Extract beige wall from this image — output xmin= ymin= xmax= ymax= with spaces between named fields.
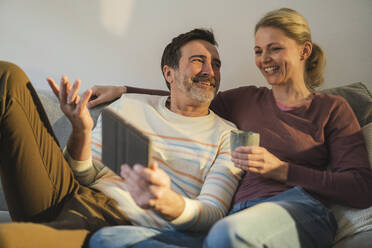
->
xmin=0 ymin=0 xmax=371 ymax=91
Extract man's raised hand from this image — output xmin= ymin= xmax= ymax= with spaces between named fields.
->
xmin=47 ymin=76 xmax=94 ymax=132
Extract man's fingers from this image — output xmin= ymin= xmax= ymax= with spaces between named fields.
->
xmin=46 ymin=77 xmax=60 ymax=98
xmin=77 ymin=89 xmax=92 ymax=112
xmin=68 ymin=79 xmax=81 ymax=104
xmin=122 ymin=165 xmax=148 ymax=189
xmin=120 ymin=164 xmax=130 ymax=179
xmin=59 ymin=76 xmax=69 ymax=105
xmin=142 ymin=165 xmax=169 ymax=187
xmin=73 ymin=95 xmax=81 ymax=105
xmin=149 ymin=162 xmax=158 ymax=170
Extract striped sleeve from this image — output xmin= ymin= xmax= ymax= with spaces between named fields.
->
xmin=170 ymin=130 xmax=243 ymax=231
xmin=91 ymin=114 xmax=103 ymax=162
xmin=62 ymin=114 xmax=107 ymax=185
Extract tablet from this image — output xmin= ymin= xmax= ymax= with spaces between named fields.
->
xmin=101 ymin=108 xmax=151 ymax=174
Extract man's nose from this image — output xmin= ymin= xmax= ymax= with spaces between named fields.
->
xmin=201 ymin=62 xmax=215 ymax=77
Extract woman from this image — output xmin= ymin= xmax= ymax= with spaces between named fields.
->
xmin=89 ymin=8 xmax=372 ymax=248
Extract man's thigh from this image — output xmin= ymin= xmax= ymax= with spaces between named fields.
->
xmin=0 ymin=61 xmax=78 ymax=221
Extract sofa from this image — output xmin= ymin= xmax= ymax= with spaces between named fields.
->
xmin=0 ymin=82 xmax=371 ymax=247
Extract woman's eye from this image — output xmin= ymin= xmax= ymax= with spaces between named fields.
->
xmin=272 ymin=47 xmax=282 ymax=51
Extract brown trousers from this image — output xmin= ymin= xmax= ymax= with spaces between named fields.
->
xmin=0 ymin=61 xmax=129 ymax=248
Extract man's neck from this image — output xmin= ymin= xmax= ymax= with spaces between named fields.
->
xmin=166 ymin=97 xmax=210 ymax=117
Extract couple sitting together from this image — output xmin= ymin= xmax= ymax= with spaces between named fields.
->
xmin=0 ymin=8 xmax=371 ymax=248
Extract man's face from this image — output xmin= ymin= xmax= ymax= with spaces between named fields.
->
xmin=171 ymin=40 xmax=221 ymax=103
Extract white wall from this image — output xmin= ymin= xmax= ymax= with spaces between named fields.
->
xmin=0 ymin=0 xmax=371 ymax=92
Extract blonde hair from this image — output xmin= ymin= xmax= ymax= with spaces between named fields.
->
xmin=255 ymin=8 xmax=326 ymax=90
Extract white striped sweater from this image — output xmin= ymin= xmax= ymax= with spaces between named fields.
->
xmin=65 ymin=94 xmax=242 ymax=231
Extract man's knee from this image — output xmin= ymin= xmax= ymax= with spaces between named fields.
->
xmin=0 ymin=223 xmax=25 ymax=247
xmin=204 ymin=216 xmax=243 ymax=248
xmin=0 ymin=61 xmax=34 ymax=121
xmin=89 ymin=227 xmax=112 ymax=248
xmin=0 ymin=61 xmax=30 ymax=93
xmin=0 ymin=222 xmax=89 ymax=248
xmin=204 ymin=202 xmax=300 ymax=248
xmin=0 ymin=61 xmax=27 ymax=80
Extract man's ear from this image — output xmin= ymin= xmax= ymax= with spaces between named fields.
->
xmin=301 ymin=41 xmax=313 ymax=61
xmin=163 ymin=65 xmax=175 ymax=85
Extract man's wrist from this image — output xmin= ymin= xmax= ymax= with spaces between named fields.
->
xmin=71 ymin=127 xmax=92 ymax=137
xmin=155 ymin=189 xmax=185 ymax=221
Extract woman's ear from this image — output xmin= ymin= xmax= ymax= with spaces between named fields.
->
xmin=301 ymin=41 xmax=313 ymax=61
xmin=163 ymin=65 xmax=174 ymax=85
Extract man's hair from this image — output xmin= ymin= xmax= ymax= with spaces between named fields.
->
xmin=161 ymin=28 xmax=218 ymax=90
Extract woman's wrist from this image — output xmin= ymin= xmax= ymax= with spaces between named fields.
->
xmin=279 ymin=162 xmax=289 ymax=182
xmin=120 ymin=86 xmax=127 ymax=95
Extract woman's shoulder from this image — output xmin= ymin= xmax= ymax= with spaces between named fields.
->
xmin=312 ymin=92 xmax=356 ymax=121
xmin=218 ymin=85 xmax=270 ymax=98
xmin=313 ymin=92 xmax=350 ymax=109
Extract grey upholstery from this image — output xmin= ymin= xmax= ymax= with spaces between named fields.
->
xmin=320 ymin=82 xmax=372 ymax=127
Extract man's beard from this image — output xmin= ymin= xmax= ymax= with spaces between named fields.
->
xmin=176 ymin=74 xmax=218 ymax=103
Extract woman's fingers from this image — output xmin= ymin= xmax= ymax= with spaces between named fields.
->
xmin=233 ymin=157 xmax=261 ymax=168
xmin=232 ymin=146 xmax=263 ymax=159
xmin=232 ymin=146 xmax=265 ymax=171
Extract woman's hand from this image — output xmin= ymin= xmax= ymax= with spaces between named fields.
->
xmin=232 ymin=146 xmax=289 ymax=182
xmin=47 ymin=76 xmax=93 ymax=133
xmin=87 ymin=85 xmax=127 ymax=108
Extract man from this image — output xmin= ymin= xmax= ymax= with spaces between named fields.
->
xmin=0 ymin=28 xmax=241 ymax=247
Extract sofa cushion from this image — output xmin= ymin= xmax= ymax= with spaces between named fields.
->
xmin=320 ymin=82 xmax=372 ymax=127
xmin=37 ymin=89 xmax=108 ymax=149
xmin=332 ymin=122 xmax=372 ymax=243
xmin=333 ymin=230 xmax=372 ymax=248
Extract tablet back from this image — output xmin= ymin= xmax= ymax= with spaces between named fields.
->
xmin=101 ymin=108 xmax=150 ymax=174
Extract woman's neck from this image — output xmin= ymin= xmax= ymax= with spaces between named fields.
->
xmin=272 ymin=80 xmax=312 ymax=108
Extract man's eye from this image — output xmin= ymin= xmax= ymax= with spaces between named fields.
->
xmin=192 ymin=59 xmax=204 ymax=63
xmin=254 ymin=50 xmax=262 ymax=55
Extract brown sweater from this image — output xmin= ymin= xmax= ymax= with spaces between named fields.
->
xmin=127 ymin=85 xmax=372 ymax=208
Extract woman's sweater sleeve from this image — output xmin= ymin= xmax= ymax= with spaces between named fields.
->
xmin=126 ymin=86 xmax=169 ymax=96
xmin=287 ymin=98 xmax=372 ymax=208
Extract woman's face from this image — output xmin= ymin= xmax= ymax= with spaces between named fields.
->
xmin=254 ymin=26 xmax=305 ymax=86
